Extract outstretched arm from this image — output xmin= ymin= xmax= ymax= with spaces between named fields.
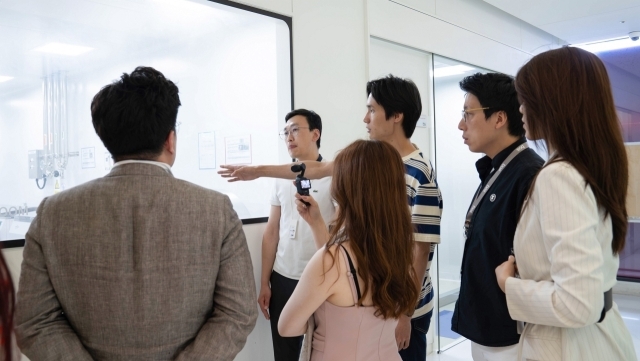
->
xmin=218 ymin=161 xmax=333 ymax=182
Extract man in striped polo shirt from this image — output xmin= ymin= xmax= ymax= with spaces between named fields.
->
xmin=219 ymin=75 xmax=443 ymax=360
xmin=364 ymin=76 xmax=442 ymax=361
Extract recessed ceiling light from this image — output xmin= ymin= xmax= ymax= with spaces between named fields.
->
xmin=33 ymin=42 xmax=94 ymax=56
xmin=0 ymin=76 xmax=13 ymax=83
xmin=434 ymin=65 xmax=475 ymax=78
xmin=572 ymin=37 xmax=640 ymax=53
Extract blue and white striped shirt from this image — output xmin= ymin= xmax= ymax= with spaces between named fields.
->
xmin=403 ymin=149 xmax=442 ymax=319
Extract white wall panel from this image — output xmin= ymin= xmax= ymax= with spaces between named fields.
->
xmin=230 ymin=0 xmax=292 ymax=16
xmin=368 ymin=0 xmax=563 ymax=76
xmin=434 ymin=0 xmax=523 ymax=50
xmin=391 ymin=0 xmax=436 ymax=15
xmin=292 ymin=0 xmax=369 ymax=159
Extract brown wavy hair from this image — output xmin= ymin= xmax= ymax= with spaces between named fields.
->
xmin=0 ymin=248 xmax=14 ymax=360
xmin=515 ymin=47 xmax=628 ymax=254
xmin=325 ymin=140 xmax=417 ymax=319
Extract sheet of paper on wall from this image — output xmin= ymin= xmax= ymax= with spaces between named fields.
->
xmin=225 ymin=135 xmax=252 ymax=165
xmin=416 ymin=116 xmax=428 ymax=128
xmin=81 ymin=147 xmax=96 ymax=169
xmin=626 ymin=144 xmax=640 ymax=219
xmin=104 ymin=151 xmax=114 ymax=171
xmin=198 ymin=132 xmax=216 ymax=169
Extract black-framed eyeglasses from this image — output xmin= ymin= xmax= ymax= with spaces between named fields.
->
xmin=279 ymin=126 xmax=310 ymax=139
xmin=461 ymin=107 xmax=490 ymax=122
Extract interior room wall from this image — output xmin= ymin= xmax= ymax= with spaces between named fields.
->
xmin=1 ymin=0 xmax=580 ymax=359
xmin=368 ymin=0 xmax=563 ymax=77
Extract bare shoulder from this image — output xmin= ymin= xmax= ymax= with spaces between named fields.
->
xmin=306 ymin=244 xmax=343 ymax=284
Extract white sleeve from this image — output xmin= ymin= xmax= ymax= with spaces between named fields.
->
xmin=270 ymin=179 xmax=281 ymax=206
xmin=506 ymin=163 xmax=605 ymax=328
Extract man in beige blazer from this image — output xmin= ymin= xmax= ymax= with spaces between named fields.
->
xmin=15 ymin=66 xmax=257 ymax=360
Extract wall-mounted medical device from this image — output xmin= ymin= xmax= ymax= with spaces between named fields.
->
xmin=29 ymin=72 xmax=75 ymax=190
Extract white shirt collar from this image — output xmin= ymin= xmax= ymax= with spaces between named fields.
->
xmin=113 ymin=159 xmax=172 ymax=174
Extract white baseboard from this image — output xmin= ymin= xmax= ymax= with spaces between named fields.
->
xmin=613 ymin=280 xmax=640 ymax=296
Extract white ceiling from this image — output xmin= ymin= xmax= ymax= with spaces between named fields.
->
xmin=483 ymin=0 xmax=640 ymax=44
xmin=0 ymin=0 xmax=256 ymax=96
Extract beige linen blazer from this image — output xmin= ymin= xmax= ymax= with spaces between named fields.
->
xmin=15 ymin=163 xmax=257 ymax=360
xmin=505 ymin=162 xmax=636 ymax=361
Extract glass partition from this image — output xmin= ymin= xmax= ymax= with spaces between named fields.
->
xmin=0 ymin=0 xmax=292 ymax=244
xmin=432 ymin=55 xmax=493 ymax=350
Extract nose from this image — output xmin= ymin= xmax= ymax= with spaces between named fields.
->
xmin=363 ymin=111 xmax=370 ymax=124
xmin=458 ymin=118 xmax=465 ymax=131
xmin=287 ymin=131 xmax=295 ymax=141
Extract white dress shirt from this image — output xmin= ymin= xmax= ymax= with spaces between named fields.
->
xmin=505 ymin=161 xmax=636 ymax=361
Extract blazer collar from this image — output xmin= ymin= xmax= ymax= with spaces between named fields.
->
xmin=106 ymin=162 xmax=174 ymax=178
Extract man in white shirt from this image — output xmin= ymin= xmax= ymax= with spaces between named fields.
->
xmin=259 ymin=109 xmax=336 ymax=361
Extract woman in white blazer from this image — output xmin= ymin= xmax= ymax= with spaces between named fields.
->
xmin=495 ymin=47 xmax=637 ymax=361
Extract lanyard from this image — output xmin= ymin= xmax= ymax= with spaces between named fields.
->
xmin=464 ymin=143 xmax=528 ymax=238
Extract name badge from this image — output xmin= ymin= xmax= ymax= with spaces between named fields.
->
xmin=289 ymin=220 xmax=298 ymax=239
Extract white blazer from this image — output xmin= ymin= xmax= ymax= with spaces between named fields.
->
xmin=505 ymin=161 xmax=636 ymax=361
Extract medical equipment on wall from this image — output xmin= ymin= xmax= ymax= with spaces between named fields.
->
xmin=28 ymin=72 xmax=76 ymax=190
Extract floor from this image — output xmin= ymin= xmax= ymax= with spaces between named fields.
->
xmin=427 ymin=293 xmax=640 ymax=361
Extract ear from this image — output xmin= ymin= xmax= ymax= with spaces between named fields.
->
xmin=164 ymin=130 xmax=176 ymax=155
xmin=391 ymin=112 xmax=404 ymax=125
xmin=311 ymin=129 xmax=320 ymax=143
xmin=493 ymin=111 xmax=509 ymax=131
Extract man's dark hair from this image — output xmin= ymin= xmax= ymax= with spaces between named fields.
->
xmin=285 ymin=109 xmax=322 ymax=149
xmin=91 ymin=66 xmax=181 ymax=161
xmin=366 ymin=75 xmax=422 ymax=138
xmin=459 ymin=72 xmax=524 ymax=137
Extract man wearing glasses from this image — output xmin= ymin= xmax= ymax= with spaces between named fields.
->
xmin=260 ymin=109 xmax=336 ymax=361
xmin=452 ymin=72 xmax=543 ymax=360
xmin=219 ymin=76 xmax=443 ymax=361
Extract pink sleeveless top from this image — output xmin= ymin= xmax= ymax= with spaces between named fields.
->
xmin=310 ymin=246 xmax=401 ymax=361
